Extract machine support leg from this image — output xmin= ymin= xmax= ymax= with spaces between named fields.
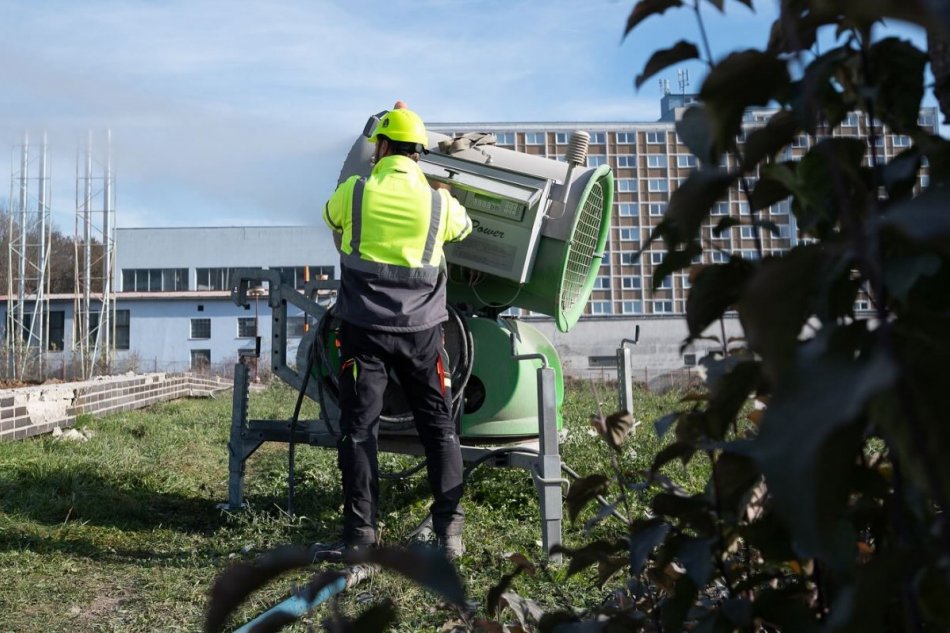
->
xmin=228 ymin=360 xmax=251 ymax=509
xmin=535 ymin=366 xmax=563 ymax=562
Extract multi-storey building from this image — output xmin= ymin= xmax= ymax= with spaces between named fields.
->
xmin=431 ymin=95 xmax=938 ymax=320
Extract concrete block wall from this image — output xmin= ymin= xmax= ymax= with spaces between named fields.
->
xmin=0 ymin=373 xmax=230 ymax=442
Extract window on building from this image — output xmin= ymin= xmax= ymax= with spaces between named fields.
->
xmin=771 ymin=199 xmax=790 ymax=215
xmin=650 ymin=252 xmax=664 ymax=265
xmin=646 ymin=131 xmax=665 ymax=144
xmin=617 ymin=155 xmax=637 ymax=168
xmin=589 ymin=132 xmax=606 ymax=144
xmin=919 ymin=112 xmax=935 ymax=127
xmin=495 ymin=132 xmax=515 ymax=145
xmin=647 ymin=179 xmax=668 ymax=192
xmin=587 ymin=154 xmax=607 ymax=167
xmin=524 ymin=132 xmax=545 ymax=145
xmin=617 ymin=178 xmax=638 ymax=192
xmin=920 ymin=174 xmax=930 ymax=188
xmin=115 ymin=310 xmax=130 ymax=350
xmin=739 ymin=226 xmax=756 ymax=239
xmin=677 ymin=155 xmax=697 ymax=168
xmin=196 ymin=268 xmax=234 ymax=291
xmin=590 ymin=301 xmax=612 ymax=315
xmin=588 ymin=355 xmax=617 ymax=368
xmin=122 ymin=268 xmax=189 ymax=292
xmin=619 ymin=228 xmax=638 ymax=241
xmin=49 ymin=310 xmax=65 ymax=351
xmin=191 ymin=349 xmax=211 ymax=371
xmin=620 ymin=252 xmax=639 ymax=266
xmin=616 ymin=132 xmax=636 ymax=144
xmin=855 ymin=299 xmax=871 ymax=312
xmin=594 ymin=276 xmax=611 ymax=290
xmin=618 ymin=203 xmax=639 ymax=217
xmin=648 ymin=202 xmax=666 ymax=216
xmin=893 ymin=135 xmax=911 ymax=147
xmin=737 ymin=201 xmax=750 ymax=215
xmin=777 ymin=223 xmax=792 ymax=239
xmin=683 ymin=353 xmax=697 ymax=367
xmin=191 ymin=318 xmax=211 ymax=339
xmin=621 ymin=277 xmax=641 ymax=290
xmin=711 ymin=251 xmax=729 ymax=263
xmin=711 ymin=201 xmax=730 ymax=216
xmin=647 ymin=155 xmax=668 ymax=168
xmin=652 ymin=300 xmax=674 ymax=314
xmin=621 ymin=301 xmax=643 ymax=314
xmin=842 ymin=112 xmax=860 ymax=127
xmin=655 ymin=276 xmax=672 ymax=289
xmin=237 ymin=317 xmax=257 ymax=338
xmin=792 ymin=134 xmax=809 ymax=148
xmin=554 ymin=132 xmax=568 ymax=144
xmin=87 ymin=309 xmax=130 ymax=350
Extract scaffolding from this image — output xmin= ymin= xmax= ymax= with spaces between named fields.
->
xmin=4 ymin=132 xmax=52 ymax=381
xmin=73 ymin=130 xmax=116 ymax=379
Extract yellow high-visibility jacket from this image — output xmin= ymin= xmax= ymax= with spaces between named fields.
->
xmin=324 ymin=154 xmax=472 ymax=332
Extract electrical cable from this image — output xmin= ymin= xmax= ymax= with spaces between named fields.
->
xmin=287 ymin=330 xmax=319 ymax=518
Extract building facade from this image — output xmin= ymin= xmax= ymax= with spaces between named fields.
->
xmin=3 ymin=98 xmax=936 ymax=380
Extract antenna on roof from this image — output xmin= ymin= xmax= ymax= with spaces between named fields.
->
xmin=658 ymin=79 xmax=671 ymax=95
xmin=677 ymin=69 xmax=690 ymax=96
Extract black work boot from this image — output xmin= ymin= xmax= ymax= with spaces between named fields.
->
xmin=437 ymin=534 xmax=465 ymax=560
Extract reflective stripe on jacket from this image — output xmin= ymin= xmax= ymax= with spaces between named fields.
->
xmin=324 ymin=154 xmax=472 ymax=332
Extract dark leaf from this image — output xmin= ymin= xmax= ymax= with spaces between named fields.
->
xmin=565 ymin=474 xmax=610 ymax=522
xmin=883 ymin=253 xmax=942 ymax=305
xmin=753 ymin=586 xmax=819 ymax=631
xmin=652 ymin=493 xmax=715 ymax=535
xmin=676 ymin=105 xmax=719 ymax=165
xmin=344 ymin=545 xmax=466 ymax=607
xmin=676 ymin=537 xmax=715 ymax=586
xmin=653 ymin=243 xmax=703 ymax=290
xmin=751 ymin=219 xmax=780 ymax=236
xmin=338 ymin=600 xmax=397 ymax=633
xmin=767 ymin=12 xmax=835 ymax=54
xmin=597 ymin=556 xmax=629 ymax=588
xmin=654 ymin=412 xmax=681 ymax=439
xmin=604 ymin=410 xmax=636 ymax=451
xmin=538 ymin=611 xmax=581 ymax=633
xmin=880 ymin=186 xmax=950 ymax=257
xmin=661 ymin=578 xmax=698 ymax=632
xmin=867 ymin=38 xmax=927 ymax=133
xmin=628 ymin=518 xmax=672 ymax=575
xmin=794 ymin=138 xmax=867 ymax=239
xmin=500 ymin=592 xmax=544 ymax=631
xmin=663 ymin=168 xmax=734 ymax=247
xmin=741 ymin=110 xmax=800 ymax=171
xmin=916 ymin=565 xmax=950 ymax=625
xmin=751 ymin=163 xmax=795 ymax=211
xmin=205 ymin=546 xmax=316 ymax=633
xmin=712 ymin=450 xmax=760 ymax=517
xmin=752 ymin=335 xmax=898 ymax=561
xmin=705 ymin=360 xmax=761 ymax=440
xmin=796 ymin=46 xmax=853 ymax=133
xmin=817 ymin=0 xmax=941 ymax=41
xmin=740 ymin=513 xmax=797 ymax=563
xmin=487 ymin=570 xmax=521 ymax=617
xmin=700 ymin=50 xmax=790 ymax=156
xmin=737 ymin=244 xmax=825 ymax=381
xmin=651 ymin=441 xmax=696 ymax=472
xmin=636 ymin=41 xmax=700 ymax=89
xmin=584 ymin=499 xmax=621 ymax=534
xmin=881 ymin=148 xmax=922 ymax=200
xmin=551 ymin=539 xmax=626 ymax=579
xmin=624 ymin=0 xmax=684 ymax=37
xmin=822 ymin=557 xmax=894 ymax=633
xmin=713 ymin=216 xmax=740 ymax=237
xmin=722 ymin=599 xmax=754 ymax=627
xmin=686 ymin=259 xmax=756 ymax=344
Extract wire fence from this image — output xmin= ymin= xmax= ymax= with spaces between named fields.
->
xmin=0 ymin=347 xmax=265 ymax=385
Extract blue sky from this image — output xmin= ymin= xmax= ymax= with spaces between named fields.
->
xmin=0 ymin=0 xmax=931 ymax=230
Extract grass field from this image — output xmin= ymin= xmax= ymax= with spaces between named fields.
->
xmin=0 ymin=379 xmax=700 ymax=632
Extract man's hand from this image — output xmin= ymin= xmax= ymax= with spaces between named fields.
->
xmin=429 ymin=179 xmax=452 ymax=192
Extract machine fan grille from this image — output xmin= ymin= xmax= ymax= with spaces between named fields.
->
xmin=560 ymin=180 xmax=605 ymax=313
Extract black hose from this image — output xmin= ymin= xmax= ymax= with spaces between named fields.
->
xmin=288 ymin=332 xmax=319 ymax=518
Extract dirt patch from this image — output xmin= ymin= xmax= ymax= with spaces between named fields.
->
xmin=0 ymin=379 xmax=37 ymax=389
xmin=78 ymin=591 xmax=128 ymax=622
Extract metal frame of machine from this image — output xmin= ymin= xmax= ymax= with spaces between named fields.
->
xmin=225 ymin=269 xmax=565 ymax=555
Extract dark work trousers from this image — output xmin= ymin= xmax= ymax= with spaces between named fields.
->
xmin=336 ymin=320 xmax=464 ymax=547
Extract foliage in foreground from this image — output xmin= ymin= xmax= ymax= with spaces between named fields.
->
xmin=207 ymin=1 xmax=950 ymax=631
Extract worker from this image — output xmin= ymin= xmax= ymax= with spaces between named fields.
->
xmin=323 ymin=101 xmax=473 ymax=559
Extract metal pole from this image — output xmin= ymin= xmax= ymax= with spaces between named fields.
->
xmin=37 ymin=133 xmax=48 ymax=373
xmin=83 ymin=131 xmax=93 ymax=377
